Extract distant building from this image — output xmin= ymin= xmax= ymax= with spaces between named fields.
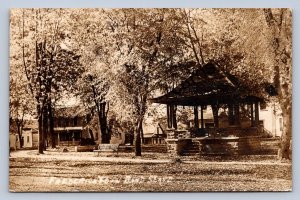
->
xmin=22 ymin=128 xmax=39 ymax=148
xmin=143 ymin=125 xmax=166 ymax=145
xmin=9 ymin=119 xmax=39 ymax=150
xmin=53 ymin=106 xmax=98 ymax=146
xmin=259 ymin=103 xmax=283 ymax=137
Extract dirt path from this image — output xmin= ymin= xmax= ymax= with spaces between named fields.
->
xmin=10 ymin=150 xmax=291 ymax=166
xmin=9 ymin=150 xmax=292 ymax=192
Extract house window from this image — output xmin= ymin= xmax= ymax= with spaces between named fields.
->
xmin=74 ymin=117 xmax=78 ymax=126
xmin=64 ymin=118 xmax=68 ymax=127
xmin=27 ymin=136 xmax=30 ymax=143
xmin=58 ymin=117 xmax=62 ymax=127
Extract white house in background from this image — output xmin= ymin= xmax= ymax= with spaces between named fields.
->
xmin=10 ymin=129 xmax=39 ymax=150
xmin=22 ymin=128 xmax=39 ymax=148
xmin=259 ymin=103 xmax=283 ymax=137
xmin=9 ymin=119 xmax=39 ymax=150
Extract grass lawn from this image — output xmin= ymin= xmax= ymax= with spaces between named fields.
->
xmin=9 ymin=150 xmax=292 ymax=192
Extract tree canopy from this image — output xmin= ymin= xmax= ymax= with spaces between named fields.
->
xmin=10 ymin=8 xmax=292 ymax=159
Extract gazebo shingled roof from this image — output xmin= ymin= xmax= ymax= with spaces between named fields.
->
xmin=151 ymin=63 xmax=262 ymax=106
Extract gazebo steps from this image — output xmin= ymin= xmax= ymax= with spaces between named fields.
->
xmin=142 ymin=144 xmax=168 ymax=153
xmin=259 ymin=138 xmax=280 ymax=155
xmin=181 ymin=141 xmax=200 ymax=156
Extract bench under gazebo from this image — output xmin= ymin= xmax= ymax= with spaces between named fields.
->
xmin=150 ymin=63 xmax=264 ymax=156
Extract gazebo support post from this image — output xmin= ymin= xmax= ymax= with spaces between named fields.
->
xmin=167 ymin=104 xmax=177 ymax=129
xmin=194 ymin=106 xmax=199 ymax=129
xmin=200 ymin=105 xmax=204 ymax=128
xmin=228 ymin=104 xmax=234 ymax=125
xmin=250 ymin=103 xmax=254 ymax=127
xmin=235 ymin=103 xmax=240 ymax=125
xmin=170 ymin=105 xmax=173 ymax=128
xmin=172 ymin=105 xmax=177 ymax=129
xmin=254 ymin=102 xmax=259 ymax=127
xmin=211 ymin=104 xmax=219 ymax=128
xmin=167 ymin=104 xmax=171 ymax=128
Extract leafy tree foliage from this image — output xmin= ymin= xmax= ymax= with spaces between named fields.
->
xmin=10 ymin=9 xmax=292 ymax=159
xmin=10 ymin=9 xmax=83 ymax=153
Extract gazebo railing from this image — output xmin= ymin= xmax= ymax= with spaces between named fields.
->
xmin=202 ymin=127 xmax=262 ymax=137
xmin=166 ymin=126 xmax=262 ymax=139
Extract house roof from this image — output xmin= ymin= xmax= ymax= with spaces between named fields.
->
xmin=150 ymin=63 xmax=262 ymax=106
xmin=55 ymin=105 xmax=87 ymax=118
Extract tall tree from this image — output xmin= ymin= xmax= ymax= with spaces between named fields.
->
xmin=69 ymin=9 xmax=112 ymax=143
xmin=10 ymin=9 xmax=83 ymax=153
xmin=77 ymin=69 xmax=110 ymax=143
xmin=99 ymin=9 xmax=189 ymax=155
xmin=263 ymin=8 xmax=292 ymax=160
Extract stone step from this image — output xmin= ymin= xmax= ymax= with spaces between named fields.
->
xmin=182 ymin=151 xmax=199 ymax=154
xmin=142 ymin=145 xmax=168 ymax=153
xmin=182 ymin=152 xmax=200 ymax=156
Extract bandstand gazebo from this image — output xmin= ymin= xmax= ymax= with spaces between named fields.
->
xmin=150 ymin=63 xmax=264 ymax=156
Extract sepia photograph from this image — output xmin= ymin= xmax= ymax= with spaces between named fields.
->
xmin=9 ymin=8 xmax=292 ymax=192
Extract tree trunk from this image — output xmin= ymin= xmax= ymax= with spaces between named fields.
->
xmin=134 ymin=118 xmax=143 ymax=156
xmin=278 ymin=97 xmax=292 ymax=160
xmin=134 ymin=129 xmax=142 ymax=156
xmin=90 ymin=128 xmax=95 ymax=141
xmin=16 ymin=116 xmax=24 ymax=149
xmin=48 ymin=102 xmax=56 ymax=148
xmin=263 ymin=8 xmax=292 ymax=160
xmin=95 ymin=102 xmax=109 ymax=143
xmin=42 ymin=105 xmax=48 ymax=151
xmin=37 ymin=104 xmax=44 ymax=154
xmin=133 ymin=93 xmax=148 ymax=156
xmin=17 ymin=125 xmax=23 ymax=149
xmin=99 ymin=102 xmax=110 ymax=143
xmin=90 ymin=77 xmax=110 ymax=144
xmin=140 ymin=123 xmax=144 ymax=144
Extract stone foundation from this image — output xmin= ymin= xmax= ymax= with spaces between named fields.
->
xmin=237 ymin=137 xmax=262 ymax=155
xmin=165 ymin=126 xmax=262 ymax=156
xmin=196 ymin=136 xmax=262 ymax=155
xmin=165 ymin=136 xmax=262 ymax=156
xmin=165 ymin=138 xmax=191 ymax=156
